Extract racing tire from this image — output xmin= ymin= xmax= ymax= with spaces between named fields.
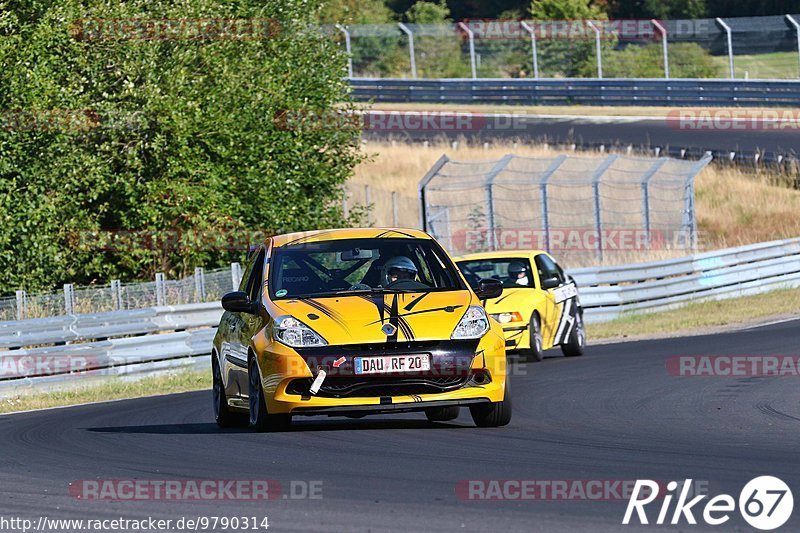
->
xmin=470 ymin=380 xmax=512 ymax=428
xmin=425 ymin=406 xmax=460 ymax=422
xmin=561 ymin=312 xmax=586 ymax=357
xmin=213 ymin=357 xmax=248 ymax=428
xmin=249 ymin=356 xmax=291 ymax=432
xmin=520 ymin=313 xmax=544 ymax=363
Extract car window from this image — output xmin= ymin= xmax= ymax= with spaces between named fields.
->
xmin=269 ymin=238 xmax=464 ymax=299
xmin=244 ymin=248 xmax=266 ymax=303
xmin=456 ymin=258 xmax=534 ymax=289
xmin=534 ymin=254 xmax=564 ymax=286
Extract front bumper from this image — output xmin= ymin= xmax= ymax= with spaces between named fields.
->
xmin=501 ymin=323 xmax=530 ymax=350
xmin=259 ymin=338 xmax=507 ymax=415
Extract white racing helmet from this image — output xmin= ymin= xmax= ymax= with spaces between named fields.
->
xmin=381 ymin=256 xmax=418 ymax=285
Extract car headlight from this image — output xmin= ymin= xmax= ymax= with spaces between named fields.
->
xmin=452 ymin=306 xmax=490 ymax=339
xmin=490 ymin=312 xmax=523 ymax=324
xmin=273 ymin=316 xmax=327 ymax=347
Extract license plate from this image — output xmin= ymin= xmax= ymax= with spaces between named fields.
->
xmin=354 ymin=354 xmax=431 ymax=375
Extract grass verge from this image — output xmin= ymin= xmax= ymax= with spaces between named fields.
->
xmin=0 ymin=369 xmax=210 ymax=415
xmin=588 ymin=288 xmax=800 ymax=340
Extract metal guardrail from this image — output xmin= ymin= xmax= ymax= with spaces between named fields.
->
xmin=350 ymin=78 xmax=800 ymax=107
xmin=1 ymin=237 xmax=798 ymax=396
xmin=569 ymin=237 xmax=800 ymax=322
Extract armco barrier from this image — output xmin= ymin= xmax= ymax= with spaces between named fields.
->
xmin=349 ymin=78 xmax=800 ymax=107
xmin=569 ymin=237 xmax=800 ymax=322
xmin=1 ymin=237 xmax=799 ymax=396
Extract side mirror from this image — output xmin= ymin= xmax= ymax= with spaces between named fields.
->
xmin=475 ymin=278 xmax=503 ymax=300
xmin=222 ymin=291 xmax=257 ymax=314
xmin=541 ymin=276 xmax=560 ymax=290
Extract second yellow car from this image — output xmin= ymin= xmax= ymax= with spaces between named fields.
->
xmin=456 ymin=250 xmax=585 ymax=362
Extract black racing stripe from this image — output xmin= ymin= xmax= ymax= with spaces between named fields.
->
xmin=494 ymin=293 xmax=512 ymax=305
xmin=387 ymin=294 xmax=400 ymax=343
xmin=357 ymin=294 xmax=385 ymax=324
xmin=281 ymin=230 xmax=339 ymax=247
xmin=404 ymin=292 xmax=430 ymax=311
xmin=300 ymin=299 xmax=349 ymax=332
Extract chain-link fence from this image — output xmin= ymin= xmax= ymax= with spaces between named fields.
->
xmin=419 ymin=153 xmax=711 ymax=264
xmin=333 ymin=14 xmax=800 ymax=80
xmin=3 ymin=264 xmax=243 ymax=321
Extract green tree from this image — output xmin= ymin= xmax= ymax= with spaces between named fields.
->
xmin=529 ymin=0 xmax=608 ymax=78
xmin=0 ymin=0 xmax=364 ymax=294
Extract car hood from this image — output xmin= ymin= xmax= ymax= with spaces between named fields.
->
xmin=267 ymin=290 xmax=474 ymax=345
xmin=482 ymin=287 xmax=537 ymax=314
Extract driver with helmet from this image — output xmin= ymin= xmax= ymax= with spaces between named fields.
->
xmin=381 ymin=256 xmax=418 ymax=286
xmin=507 ymin=261 xmax=530 ymax=286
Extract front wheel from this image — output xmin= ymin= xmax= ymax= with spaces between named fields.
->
xmin=249 ymin=356 xmax=291 ymax=432
xmin=561 ymin=312 xmax=586 ymax=357
xmin=213 ymin=357 xmax=247 ymax=428
xmin=425 ymin=406 xmax=460 ymax=422
xmin=470 ymin=380 xmax=512 ymax=427
xmin=519 ymin=313 xmax=544 ymax=362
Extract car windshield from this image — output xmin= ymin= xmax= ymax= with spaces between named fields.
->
xmin=457 ymin=258 xmax=535 ymax=289
xmin=269 ymin=237 xmax=465 ymax=299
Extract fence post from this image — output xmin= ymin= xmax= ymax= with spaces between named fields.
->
xmin=590 ymin=155 xmax=619 ymax=263
xmin=457 ymin=22 xmax=477 ymax=79
xmin=639 ymin=158 xmax=668 ymax=250
xmin=231 ymin=262 xmax=242 ymax=291
xmin=64 ymin=283 xmax=75 ymax=315
xmin=392 ymin=191 xmax=399 ymax=226
xmin=335 ymin=24 xmax=353 ymax=78
xmin=155 ymin=273 xmax=166 ymax=306
xmin=716 ymin=18 xmax=734 ymax=79
xmin=194 ymin=267 xmax=206 ymax=302
xmin=520 ymin=21 xmax=540 ymax=78
xmin=587 ymin=21 xmax=603 ymax=78
xmin=110 ymin=279 xmax=122 ymax=310
xmin=786 ymin=15 xmax=800 ymax=78
xmin=538 ymin=155 xmax=568 ymax=254
xmin=484 ymin=155 xmax=514 ymax=251
xmin=398 ymin=23 xmax=417 ymax=78
xmin=418 ymin=155 xmax=450 ymax=231
xmin=15 ymin=290 xmax=26 ymax=321
xmin=364 ymin=185 xmax=372 ymax=225
xmin=682 ymin=153 xmax=713 ymax=250
xmin=652 ymin=19 xmax=670 ymax=79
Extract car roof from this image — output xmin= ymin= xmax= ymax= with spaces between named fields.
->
xmin=455 ymin=250 xmax=547 ymax=261
xmin=270 ymin=227 xmax=432 ymax=248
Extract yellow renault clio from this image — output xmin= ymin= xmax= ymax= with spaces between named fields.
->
xmin=212 ymin=228 xmax=511 ymax=431
xmin=456 ymin=250 xmax=585 ymax=362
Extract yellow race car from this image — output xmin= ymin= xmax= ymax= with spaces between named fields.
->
xmin=455 ymin=250 xmax=585 ymax=362
xmin=212 ymin=228 xmax=511 ymax=431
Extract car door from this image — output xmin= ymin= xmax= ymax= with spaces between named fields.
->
xmin=224 ymin=247 xmax=266 ymax=395
xmin=533 ymin=253 xmax=565 ymax=349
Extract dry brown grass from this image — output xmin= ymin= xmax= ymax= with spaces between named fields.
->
xmin=350 ymin=141 xmax=800 ymax=264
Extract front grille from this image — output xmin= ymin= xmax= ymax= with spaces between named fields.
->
xmin=286 ymin=375 xmax=469 ymax=398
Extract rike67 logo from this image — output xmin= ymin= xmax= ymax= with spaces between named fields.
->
xmin=623 ymin=476 xmax=793 ymax=530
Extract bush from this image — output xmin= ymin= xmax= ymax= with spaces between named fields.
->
xmin=0 ymin=0 xmax=364 ymax=294
xmin=599 ymin=42 xmax=722 ymax=78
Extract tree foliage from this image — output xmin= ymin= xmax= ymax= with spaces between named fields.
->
xmin=0 ymin=0 xmax=363 ymax=294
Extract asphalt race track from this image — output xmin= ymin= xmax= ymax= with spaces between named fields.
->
xmin=363 ymin=112 xmax=800 ymax=159
xmin=1 ymin=319 xmax=799 ymax=532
